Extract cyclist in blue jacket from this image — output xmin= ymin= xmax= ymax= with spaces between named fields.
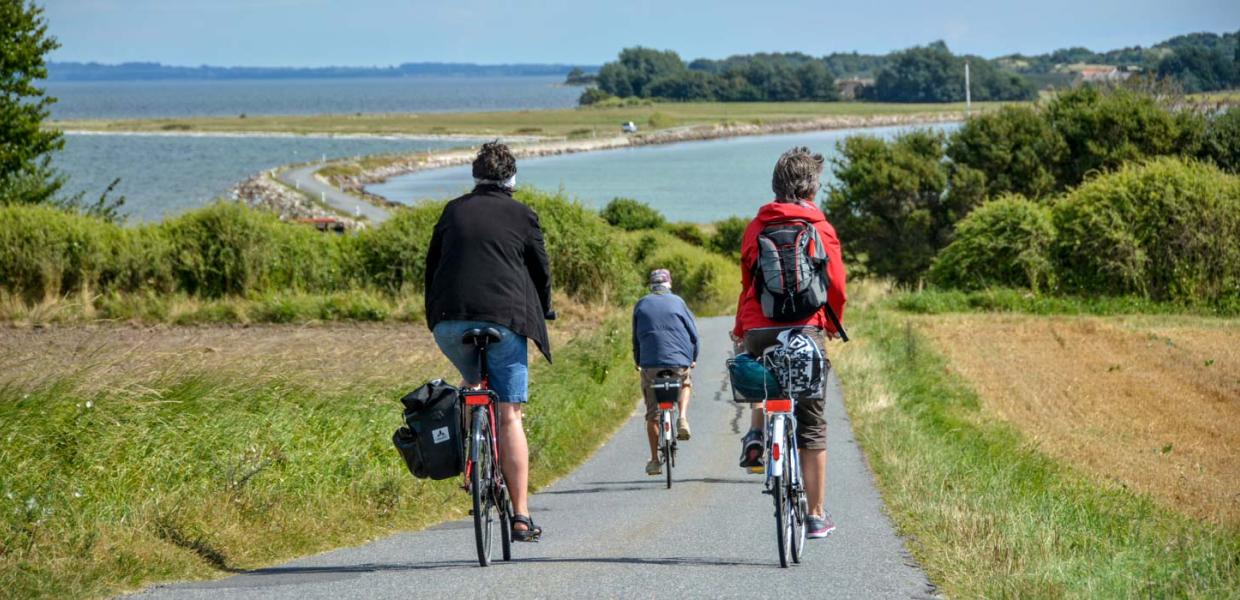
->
xmin=632 ymin=268 xmax=699 ymax=476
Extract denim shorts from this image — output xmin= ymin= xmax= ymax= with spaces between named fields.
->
xmin=433 ymin=320 xmax=529 ymax=403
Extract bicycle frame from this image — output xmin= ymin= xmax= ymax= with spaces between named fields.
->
xmin=763 ymin=398 xmax=800 ymax=492
xmin=461 ymin=344 xmax=504 ymax=495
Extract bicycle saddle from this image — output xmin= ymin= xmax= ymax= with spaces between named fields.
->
xmin=461 ymin=327 xmax=502 ymax=347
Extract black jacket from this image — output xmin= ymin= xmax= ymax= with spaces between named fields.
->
xmin=424 ymin=185 xmax=553 ymax=361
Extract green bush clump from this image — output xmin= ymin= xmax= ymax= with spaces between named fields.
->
xmin=708 ymin=216 xmax=749 ymax=259
xmin=162 ymin=202 xmax=350 ymax=297
xmin=519 ymin=189 xmax=635 ymax=304
xmin=1044 ymin=87 xmax=1187 ymax=188
xmin=663 ymin=222 xmax=707 ymax=246
xmin=0 ymin=203 xmax=111 ymax=301
xmin=1201 ymin=105 xmax=1240 ymax=174
xmin=631 ymin=230 xmax=738 ymax=316
xmin=352 ymin=201 xmax=443 ymax=294
xmin=929 ymin=195 xmax=1056 ymax=292
xmin=599 ymin=197 xmax=665 ymax=231
xmin=1052 ymin=157 xmax=1240 ymax=303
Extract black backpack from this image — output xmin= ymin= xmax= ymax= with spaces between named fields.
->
xmin=392 ymin=379 xmax=465 ymax=480
xmin=752 ymin=220 xmax=830 ymax=322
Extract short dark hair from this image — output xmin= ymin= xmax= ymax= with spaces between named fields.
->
xmin=771 ymin=146 xmax=825 ymax=202
xmin=472 ymin=141 xmax=517 ymax=181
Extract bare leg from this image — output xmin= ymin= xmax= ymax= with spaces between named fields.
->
xmin=750 ymin=406 xmax=765 ymax=431
xmin=497 ymin=403 xmax=531 ymax=528
xmin=678 ymin=384 xmax=692 ymax=421
xmin=802 ymin=448 xmax=827 ymax=517
xmin=645 ymin=420 xmax=660 ymax=462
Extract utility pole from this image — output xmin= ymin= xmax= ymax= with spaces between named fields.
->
xmin=964 ymin=60 xmax=972 ymax=117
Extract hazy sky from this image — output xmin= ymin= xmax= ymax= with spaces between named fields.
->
xmin=44 ymin=0 xmax=1240 ymax=67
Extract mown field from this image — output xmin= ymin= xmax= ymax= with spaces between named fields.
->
xmin=49 ymin=100 xmax=1000 ymax=138
xmin=832 ymin=287 xmax=1240 ymax=598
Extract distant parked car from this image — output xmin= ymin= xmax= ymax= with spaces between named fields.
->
xmin=622 ymin=121 xmax=639 ymax=133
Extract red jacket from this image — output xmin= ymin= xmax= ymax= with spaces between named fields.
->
xmin=732 ymin=201 xmax=847 ymax=339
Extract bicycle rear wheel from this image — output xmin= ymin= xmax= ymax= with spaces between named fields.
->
xmin=773 ymin=474 xmax=790 ymax=568
xmin=498 ymin=484 xmax=513 ymax=561
xmin=470 ymin=409 xmax=497 ymax=567
xmin=662 ymin=414 xmax=673 ymax=489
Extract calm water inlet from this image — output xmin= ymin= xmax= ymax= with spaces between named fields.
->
xmin=367 ymin=124 xmax=956 ymax=222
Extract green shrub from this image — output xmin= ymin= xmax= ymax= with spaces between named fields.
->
xmin=825 ymin=130 xmax=982 ymax=284
xmin=0 ymin=204 xmax=111 ymax=301
xmin=1052 ymin=157 xmax=1240 ymax=303
xmin=1201 ymin=105 xmax=1240 ymax=174
xmin=647 ymin=112 xmax=676 ymax=129
xmin=663 ymin=222 xmax=707 ymax=246
xmin=929 ymin=195 xmax=1056 ymax=291
xmin=352 ymin=201 xmax=444 ymax=293
xmin=1045 ymin=87 xmax=1186 ymax=187
xmin=708 ymin=216 xmax=749 ymax=259
xmin=162 ymin=202 xmax=347 ymax=297
xmin=600 ymin=197 xmax=665 ymax=230
xmin=946 ymin=105 xmax=1067 ymax=199
xmin=517 ymin=189 xmax=635 ymax=304
xmin=631 ymin=230 xmax=738 ymax=316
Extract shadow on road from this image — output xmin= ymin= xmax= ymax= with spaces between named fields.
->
xmin=541 ymin=477 xmax=755 ymax=495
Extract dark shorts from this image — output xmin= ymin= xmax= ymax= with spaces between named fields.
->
xmin=742 ymin=326 xmax=829 ymax=450
xmin=640 ymin=367 xmax=692 ymax=422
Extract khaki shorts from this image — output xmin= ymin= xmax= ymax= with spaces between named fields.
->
xmin=741 ymin=327 xmax=829 ymax=450
xmin=640 ymin=367 xmax=692 ymax=422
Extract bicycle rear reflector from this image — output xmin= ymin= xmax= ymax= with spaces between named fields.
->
xmin=463 ymin=391 xmax=491 ymax=406
xmin=765 ymin=398 xmax=793 ymax=413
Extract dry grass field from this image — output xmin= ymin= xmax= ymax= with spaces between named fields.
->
xmin=919 ymin=314 xmax=1240 ymax=525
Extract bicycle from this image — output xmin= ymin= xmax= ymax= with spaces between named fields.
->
xmin=458 ymin=327 xmax=513 ymax=567
xmin=729 ymin=324 xmax=842 ymax=568
xmin=650 ymin=371 xmax=682 ymax=489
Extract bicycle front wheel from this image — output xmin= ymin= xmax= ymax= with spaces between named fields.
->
xmin=788 ymin=429 xmax=806 ymax=564
xmin=470 ymin=409 xmax=497 ymax=567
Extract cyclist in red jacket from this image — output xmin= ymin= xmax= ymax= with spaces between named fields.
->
xmin=732 ymin=146 xmax=846 ymax=539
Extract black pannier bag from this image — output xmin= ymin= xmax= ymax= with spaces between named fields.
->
xmin=392 ymin=379 xmax=464 ymax=480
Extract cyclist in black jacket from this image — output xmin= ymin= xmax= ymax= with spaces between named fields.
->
xmin=425 ymin=141 xmax=552 ymax=541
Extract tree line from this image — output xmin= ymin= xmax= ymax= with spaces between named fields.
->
xmin=584 ymin=44 xmax=1036 ymax=104
xmin=583 ymin=30 xmax=1238 ymax=105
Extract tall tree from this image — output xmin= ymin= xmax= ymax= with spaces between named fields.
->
xmin=1 ymin=0 xmax=63 ymax=205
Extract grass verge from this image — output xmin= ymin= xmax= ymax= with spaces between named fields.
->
xmin=50 ymin=101 xmax=1004 ymax=138
xmin=833 ymin=306 xmax=1240 ymax=598
xmin=0 ymin=315 xmax=638 ymax=599
xmin=890 ymin=287 xmax=1240 ymax=317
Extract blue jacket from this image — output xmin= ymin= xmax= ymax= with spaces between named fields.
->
xmin=632 ymin=291 xmax=699 ymax=368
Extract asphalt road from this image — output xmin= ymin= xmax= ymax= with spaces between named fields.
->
xmin=277 ymin=164 xmax=391 ymax=224
xmin=134 ymin=317 xmax=934 ymax=599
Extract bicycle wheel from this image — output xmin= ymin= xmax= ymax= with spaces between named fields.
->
xmin=773 ymin=473 xmax=790 ymax=568
xmin=662 ymin=413 xmax=673 ymax=489
xmin=498 ymin=484 xmax=513 ymax=561
xmin=788 ymin=429 xmax=806 ymax=564
xmin=470 ymin=409 xmax=496 ymax=567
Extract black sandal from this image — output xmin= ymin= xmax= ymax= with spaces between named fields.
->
xmin=511 ymin=514 xmax=542 ymax=542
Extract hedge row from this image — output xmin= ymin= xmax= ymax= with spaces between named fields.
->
xmin=0 ymin=188 xmax=738 ymax=316
xmin=929 ymin=157 xmax=1240 ymax=305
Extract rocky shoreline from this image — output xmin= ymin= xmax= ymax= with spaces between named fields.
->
xmin=240 ymin=111 xmax=963 ymax=222
xmin=231 ymin=172 xmax=366 ymax=228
